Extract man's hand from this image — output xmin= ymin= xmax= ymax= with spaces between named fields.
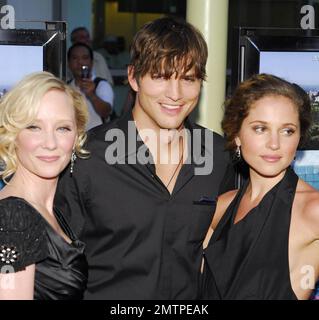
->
xmin=78 ymin=78 xmax=112 ymax=118
xmin=78 ymin=78 xmax=95 ymax=98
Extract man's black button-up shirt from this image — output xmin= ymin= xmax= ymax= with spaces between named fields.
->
xmin=55 ymin=111 xmax=235 ymax=299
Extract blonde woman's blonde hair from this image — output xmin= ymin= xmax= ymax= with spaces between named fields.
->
xmin=0 ymin=71 xmax=89 ymax=182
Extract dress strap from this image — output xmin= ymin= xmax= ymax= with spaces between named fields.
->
xmin=53 ymin=207 xmax=77 ymax=241
xmin=209 ymin=178 xmax=249 ymax=243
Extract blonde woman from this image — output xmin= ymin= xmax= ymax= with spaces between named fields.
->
xmin=0 ymin=72 xmax=89 ymax=299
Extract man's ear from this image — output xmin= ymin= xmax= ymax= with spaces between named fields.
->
xmin=127 ymin=66 xmax=139 ymax=92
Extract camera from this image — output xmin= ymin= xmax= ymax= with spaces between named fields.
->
xmin=81 ymin=65 xmax=90 ymax=79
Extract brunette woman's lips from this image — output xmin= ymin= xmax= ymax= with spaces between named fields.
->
xmin=261 ymin=155 xmax=282 ymax=162
xmin=37 ymin=156 xmax=60 ymax=162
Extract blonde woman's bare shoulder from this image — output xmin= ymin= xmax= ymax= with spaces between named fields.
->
xmin=211 ymin=189 xmax=238 ymax=230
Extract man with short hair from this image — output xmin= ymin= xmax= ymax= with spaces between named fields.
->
xmin=68 ymin=26 xmax=114 ymax=86
xmin=67 ymin=42 xmax=113 ymax=130
xmin=56 ymin=17 xmax=235 ymax=299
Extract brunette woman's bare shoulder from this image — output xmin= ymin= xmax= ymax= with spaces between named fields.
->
xmin=295 ymin=179 xmax=319 ymax=239
xmin=211 ymin=189 xmax=238 ymax=230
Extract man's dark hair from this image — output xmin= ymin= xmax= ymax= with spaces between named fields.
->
xmin=67 ymin=42 xmax=94 ymax=61
xmin=70 ymin=27 xmax=90 ymax=43
xmin=129 ymin=17 xmax=208 ymax=81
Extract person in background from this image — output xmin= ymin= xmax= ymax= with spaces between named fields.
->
xmin=97 ymin=35 xmax=130 ymax=70
xmin=68 ymin=26 xmax=114 ymax=86
xmin=68 ymin=42 xmax=114 ymax=130
xmin=55 ymin=17 xmax=235 ymax=300
xmin=0 ymin=72 xmax=89 ymax=299
xmin=202 ymin=74 xmax=319 ymax=300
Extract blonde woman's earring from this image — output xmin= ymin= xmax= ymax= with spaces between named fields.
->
xmin=70 ymin=151 xmax=77 ymax=176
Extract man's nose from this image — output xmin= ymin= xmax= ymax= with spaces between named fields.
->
xmin=165 ymin=79 xmax=182 ymax=101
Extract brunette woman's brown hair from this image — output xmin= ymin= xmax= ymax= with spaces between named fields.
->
xmin=222 ymin=73 xmax=312 ymax=151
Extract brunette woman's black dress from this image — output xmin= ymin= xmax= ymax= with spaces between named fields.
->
xmin=202 ymin=167 xmax=299 ymax=300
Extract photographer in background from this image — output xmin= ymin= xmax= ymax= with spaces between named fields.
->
xmin=69 ymin=27 xmax=114 ymax=86
xmin=68 ymin=43 xmax=114 ymax=130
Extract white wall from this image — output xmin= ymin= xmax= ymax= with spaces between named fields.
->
xmin=7 ymin=0 xmax=53 ymax=28
xmin=61 ymin=0 xmax=92 ymax=47
xmin=6 ymin=0 xmax=92 ymax=46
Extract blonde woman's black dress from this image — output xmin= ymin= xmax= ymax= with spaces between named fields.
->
xmin=0 ymin=197 xmax=87 ymax=299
